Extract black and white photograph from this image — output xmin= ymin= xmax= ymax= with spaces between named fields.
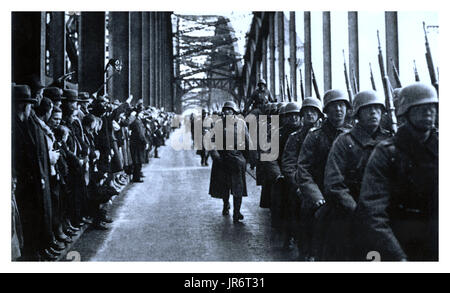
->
xmin=5 ymin=0 xmax=447 ymax=276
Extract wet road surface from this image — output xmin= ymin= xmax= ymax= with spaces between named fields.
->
xmin=70 ymin=128 xmax=297 ymax=261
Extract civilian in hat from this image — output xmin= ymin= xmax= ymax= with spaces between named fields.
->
xmin=13 ymin=85 xmax=57 ymax=260
xmin=43 ymin=87 xmax=63 ymax=108
xmin=130 ymin=103 xmax=148 ymax=183
xmin=78 ymin=91 xmax=91 ymax=120
xmin=61 ymin=89 xmax=91 ymax=228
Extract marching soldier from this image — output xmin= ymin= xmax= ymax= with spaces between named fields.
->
xmin=265 ymin=102 xmax=302 ymax=248
xmin=355 ymin=83 xmax=438 ymax=261
xmin=322 ymin=90 xmax=391 ymax=260
xmin=295 ymin=89 xmax=352 ymax=261
xmin=243 ymin=78 xmax=276 ymax=116
xmin=209 ymin=101 xmax=250 ymax=223
xmin=281 ymin=97 xmax=323 ymax=258
xmin=257 ymin=103 xmax=280 ymax=210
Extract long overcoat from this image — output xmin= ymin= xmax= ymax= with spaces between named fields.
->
xmin=355 ymin=125 xmax=438 ymax=261
xmin=321 ymin=123 xmax=391 ymax=260
xmin=14 ymin=114 xmax=53 ymax=256
xmin=295 ymin=119 xmax=351 ymax=258
xmin=130 ymin=117 xmax=148 ymax=165
xmin=209 ymin=118 xmax=250 ymax=198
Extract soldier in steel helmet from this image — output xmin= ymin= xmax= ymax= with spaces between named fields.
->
xmin=264 ymin=102 xmax=302 ymax=248
xmin=322 ymin=90 xmax=391 ymax=260
xmin=355 ymin=83 xmax=438 ymax=261
xmin=295 ymin=89 xmax=352 ymax=261
xmin=280 ymin=97 xmax=323 ymax=259
xmin=209 ymin=101 xmax=251 ymax=223
xmin=243 ymin=78 xmax=276 ymax=116
xmin=256 ymin=102 xmax=283 ymax=211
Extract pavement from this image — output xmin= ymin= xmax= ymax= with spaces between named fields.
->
xmin=68 ymin=128 xmax=297 ymax=261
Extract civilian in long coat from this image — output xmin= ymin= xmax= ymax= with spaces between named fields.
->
xmin=322 ymin=91 xmax=391 ymax=260
xmin=355 ymin=83 xmax=438 ymax=261
xmin=209 ymin=101 xmax=251 ymax=223
xmin=130 ymin=107 xmax=148 ymax=182
xmin=295 ymin=89 xmax=352 ymax=260
xmin=13 ymin=85 xmax=54 ymax=260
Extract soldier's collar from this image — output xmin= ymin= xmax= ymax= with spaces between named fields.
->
xmin=350 ymin=123 xmax=381 ymax=147
xmin=395 ymin=125 xmax=438 ymax=158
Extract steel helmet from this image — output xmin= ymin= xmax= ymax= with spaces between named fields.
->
xmin=352 ymin=90 xmax=385 ymax=117
xmin=300 ymin=97 xmax=324 ymax=117
xmin=265 ymin=102 xmax=277 ymax=115
xmin=222 ymin=100 xmax=239 ymax=113
xmin=397 ymin=82 xmax=438 ymax=116
xmin=257 ymin=78 xmax=267 ymax=86
xmin=275 ymin=102 xmax=287 ymax=115
xmin=323 ymin=89 xmax=351 ymax=112
xmin=280 ymin=102 xmax=302 ymax=115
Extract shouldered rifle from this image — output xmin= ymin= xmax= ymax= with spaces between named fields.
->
xmin=423 ymin=22 xmax=438 ymax=93
xmin=351 ymin=68 xmax=359 ymax=94
xmin=391 ymin=58 xmax=402 ymax=88
xmin=285 ymin=75 xmax=292 ymax=102
xmin=311 ymin=64 xmax=321 ymax=101
xmin=279 ymin=82 xmax=285 ymax=102
xmin=343 ymin=50 xmax=353 ymax=104
xmin=377 ymin=30 xmax=398 ymax=133
xmin=413 ymin=60 xmax=420 ymax=82
xmin=369 ymin=62 xmax=377 ymax=91
xmin=299 ymin=68 xmax=305 ymax=101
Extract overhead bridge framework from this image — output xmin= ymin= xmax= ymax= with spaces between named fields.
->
xmin=242 ymin=12 xmax=401 ymax=102
xmin=12 ymin=12 xmax=179 ymax=112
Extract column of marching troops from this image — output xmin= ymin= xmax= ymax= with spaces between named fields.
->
xmin=12 ymin=78 xmax=175 ymax=261
xmin=203 ymin=78 xmax=438 ymax=261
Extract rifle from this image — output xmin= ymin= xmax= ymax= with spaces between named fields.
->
xmin=343 ymin=50 xmax=353 ymax=104
xmin=369 ymin=62 xmax=377 ymax=91
xmin=311 ymin=64 xmax=321 ymax=101
xmin=299 ymin=68 xmax=305 ymax=101
xmin=391 ymin=58 xmax=402 ymax=88
xmin=423 ymin=22 xmax=438 ymax=93
xmin=377 ymin=30 xmax=398 ymax=133
xmin=285 ymin=75 xmax=292 ymax=102
xmin=351 ymin=68 xmax=359 ymax=94
xmin=279 ymin=82 xmax=285 ymax=102
xmin=413 ymin=60 xmax=420 ymax=82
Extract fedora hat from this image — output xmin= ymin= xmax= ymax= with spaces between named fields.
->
xmin=78 ymin=91 xmax=91 ymax=103
xmin=13 ymin=84 xmax=37 ymax=104
xmin=61 ymin=89 xmax=80 ymax=102
xmin=43 ymin=87 xmax=63 ymax=102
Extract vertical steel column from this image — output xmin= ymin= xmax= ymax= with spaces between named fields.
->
xmin=323 ymin=12 xmax=332 ymax=91
xmin=269 ymin=13 xmax=276 ymax=97
xmin=348 ymin=12 xmax=359 ymax=93
xmin=109 ymin=12 xmax=130 ymax=101
xmin=304 ymin=12 xmax=312 ymax=97
xmin=166 ymin=13 xmax=175 ymax=112
xmin=149 ymin=12 xmax=156 ymax=107
xmin=385 ymin=12 xmax=399 ymax=88
xmin=277 ymin=12 xmax=285 ymax=101
xmin=142 ymin=12 xmax=150 ymax=105
xmin=256 ymin=60 xmax=261 ymax=80
xmin=262 ymin=37 xmax=268 ymax=83
xmin=161 ymin=13 xmax=168 ymax=110
xmin=79 ymin=12 xmax=105 ymax=94
xmin=174 ymin=16 xmax=181 ymax=113
xmin=130 ymin=12 xmax=142 ymax=100
xmin=289 ymin=11 xmax=297 ymax=100
xmin=48 ymin=12 xmax=66 ymax=82
xmin=12 ymin=12 xmax=46 ymax=84
xmin=155 ymin=13 xmax=162 ymax=108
